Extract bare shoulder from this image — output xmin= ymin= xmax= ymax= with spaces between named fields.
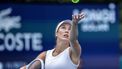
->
xmin=37 ymin=51 xmax=46 ymax=60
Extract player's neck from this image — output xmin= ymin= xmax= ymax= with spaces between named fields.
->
xmin=54 ymin=39 xmax=69 ymax=55
xmin=56 ymin=38 xmax=69 ymax=48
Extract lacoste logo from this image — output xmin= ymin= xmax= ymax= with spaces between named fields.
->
xmin=0 ymin=8 xmax=21 ymax=32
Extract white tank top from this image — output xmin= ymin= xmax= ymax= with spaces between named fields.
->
xmin=45 ymin=47 xmax=79 ymax=69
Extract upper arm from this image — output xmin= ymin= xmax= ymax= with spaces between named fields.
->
xmin=70 ymin=40 xmax=81 ymax=58
xmin=70 ymin=40 xmax=81 ymax=64
xmin=27 ymin=60 xmax=42 ymax=69
xmin=28 ymin=51 xmax=46 ymax=69
xmin=20 ymin=52 xmax=46 ymax=69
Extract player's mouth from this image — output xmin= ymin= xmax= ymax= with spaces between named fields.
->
xmin=63 ymin=34 xmax=69 ymax=38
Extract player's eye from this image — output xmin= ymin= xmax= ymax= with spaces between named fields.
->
xmin=61 ymin=26 xmax=66 ymax=29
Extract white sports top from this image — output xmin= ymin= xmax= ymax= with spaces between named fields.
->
xmin=45 ymin=47 xmax=79 ymax=69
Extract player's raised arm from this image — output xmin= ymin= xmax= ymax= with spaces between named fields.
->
xmin=70 ymin=12 xmax=84 ymax=64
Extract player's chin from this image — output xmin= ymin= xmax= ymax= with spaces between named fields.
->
xmin=62 ymin=38 xmax=70 ymax=41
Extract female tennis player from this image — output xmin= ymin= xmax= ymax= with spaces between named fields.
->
xmin=20 ymin=12 xmax=84 ymax=69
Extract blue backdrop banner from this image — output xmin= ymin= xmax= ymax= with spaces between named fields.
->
xmin=0 ymin=3 xmax=119 ymax=69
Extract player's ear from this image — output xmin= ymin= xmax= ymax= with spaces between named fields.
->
xmin=55 ymin=32 xmax=58 ymax=37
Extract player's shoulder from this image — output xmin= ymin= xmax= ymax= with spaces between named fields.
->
xmin=37 ymin=51 xmax=46 ymax=60
xmin=37 ymin=48 xmax=54 ymax=60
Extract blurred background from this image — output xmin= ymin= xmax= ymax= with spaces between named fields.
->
xmin=0 ymin=0 xmax=121 ymax=69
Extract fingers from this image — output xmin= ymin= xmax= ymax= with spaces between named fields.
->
xmin=72 ymin=13 xmax=85 ymax=20
xmin=79 ymin=12 xmax=85 ymax=19
xmin=72 ymin=12 xmax=85 ymax=24
xmin=79 ymin=13 xmax=85 ymax=19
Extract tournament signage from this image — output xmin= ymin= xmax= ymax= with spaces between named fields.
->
xmin=0 ymin=8 xmax=43 ymax=52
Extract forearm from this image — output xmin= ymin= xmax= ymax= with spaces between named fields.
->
xmin=70 ymin=13 xmax=84 ymax=42
xmin=70 ymin=21 xmax=81 ymax=55
xmin=70 ymin=21 xmax=78 ymax=43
